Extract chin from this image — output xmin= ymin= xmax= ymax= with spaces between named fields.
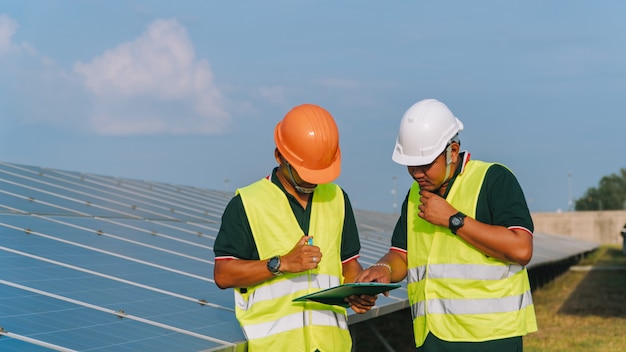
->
xmin=417 ymin=182 xmax=432 ymax=190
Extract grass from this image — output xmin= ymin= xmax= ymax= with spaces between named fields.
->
xmin=525 ymin=245 xmax=626 ymax=352
xmin=350 ymin=245 xmax=626 ymax=352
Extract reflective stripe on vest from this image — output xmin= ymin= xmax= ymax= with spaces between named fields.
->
xmin=235 ymin=179 xmax=351 ymax=351
xmin=243 ymin=309 xmax=348 ymax=340
xmin=408 ymin=263 xmax=523 ymax=283
xmin=235 ymin=273 xmax=340 ymax=312
xmin=409 ymin=264 xmax=533 ymax=318
xmin=406 ymin=160 xmax=537 ymax=346
xmin=411 ymin=292 xmax=534 ymax=318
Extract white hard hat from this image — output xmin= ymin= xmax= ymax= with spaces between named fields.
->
xmin=392 ymin=99 xmax=464 ymax=166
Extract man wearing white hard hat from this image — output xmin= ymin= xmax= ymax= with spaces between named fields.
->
xmin=356 ymin=99 xmax=537 ymax=351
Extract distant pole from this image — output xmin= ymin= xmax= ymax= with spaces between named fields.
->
xmin=391 ymin=176 xmax=398 ymax=213
xmin=224 ymin=178 xmax=229 ymax=193
xmin=567 ymin=173 xmax=572 ymax=211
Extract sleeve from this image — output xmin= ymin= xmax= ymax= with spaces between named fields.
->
xmin=480 ymin=164 xmax=534 ymax=233
xmin=390 ymin=190 xmax=410 ymax=251
xmin=340 ymin=190 xmax=361 ymax=262
xmin=213 ymin=194 xmax=259 ymax=260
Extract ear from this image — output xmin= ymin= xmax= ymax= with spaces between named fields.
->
xmin=274 ymin=148 xmax=282 ymax=164
xmin=449 ymin=142 xmax=461 ymax=164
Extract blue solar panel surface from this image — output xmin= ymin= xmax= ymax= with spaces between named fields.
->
xmin=0 ymin=161 xmax=598 ymax=351
xmin=0 ymin=162 xmax=242 ymax=352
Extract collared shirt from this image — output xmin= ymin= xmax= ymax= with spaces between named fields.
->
xmin=214 ymin=167 xmax=361 ymax=262
xmin=391 ymin=151 xmax=534 ymax=251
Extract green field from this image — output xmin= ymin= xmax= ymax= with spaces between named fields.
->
xmin=525 ymin=245 xmax=626 ymax=352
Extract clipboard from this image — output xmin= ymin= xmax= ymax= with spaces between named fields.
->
xmin=292 ymin=282 xmax=402 ymax=307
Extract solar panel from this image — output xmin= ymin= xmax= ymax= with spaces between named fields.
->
xmin=0 ymin=162 xmax=241 ymax=351
xmin=0 ymin=161 xmax=598 ymax=351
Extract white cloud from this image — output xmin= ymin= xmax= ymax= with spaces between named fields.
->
xmin=0 ymin=14 xmax=18 ymax=55
xmin=74 ymin=19 xmax=229 ymax=136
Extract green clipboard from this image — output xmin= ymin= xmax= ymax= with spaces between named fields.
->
xmin=292 ymin=282 xmax=402 ymax=307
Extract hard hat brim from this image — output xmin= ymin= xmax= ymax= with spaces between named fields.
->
xmin=392 ymin=148 xmax=439 ymax=166
xmin=289 ymin=150 xmax=341 ymax=185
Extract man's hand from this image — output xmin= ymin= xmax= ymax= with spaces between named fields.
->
xmin=345 ymin=294 xmax=377 ymax=314
xmin=354 ymin=265 xmax=392 ymax=285
xmin=280 ymin=236 xmax=321 ymax=273
xmin=418 ymin=190 xmax=457 ymax=227
xmin=353 ymin=251 xmax=408 ymax=288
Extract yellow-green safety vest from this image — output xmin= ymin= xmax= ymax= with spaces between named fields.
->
xmin=235 ymin=178 xmax=352 ymax=352
xmin=407 ymin=160 xmax=538 ymax=347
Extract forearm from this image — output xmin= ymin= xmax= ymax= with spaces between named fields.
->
xmin=214 ymin=259 xmax=274 ymax=289
xmin=456 ymin=217 xmax=533 ymax=265
xmin=342 ymin=259 xmax=363 ymax=283
xmin=377 ymin=251 xmax=408 ymax=282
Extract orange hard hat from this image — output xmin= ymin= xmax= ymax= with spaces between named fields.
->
xmin=274 ymin=104 xmax=341 ymax=184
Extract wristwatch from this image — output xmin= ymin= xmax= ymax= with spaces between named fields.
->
xmin=267 ymin=255 xmax=283 ymax=276
xmin=449 ymin=212 xmax=466 ymax=235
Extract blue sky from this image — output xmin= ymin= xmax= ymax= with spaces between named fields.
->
xmin=1 ymin=1 xmax=625 ymax=214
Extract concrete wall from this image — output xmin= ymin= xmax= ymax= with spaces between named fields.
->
xmin=532 ymin=210 xmax=626 ymax=244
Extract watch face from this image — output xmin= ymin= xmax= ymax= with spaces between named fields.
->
xmin=269 ymin=257 xmax=279 ymax=270
xmin=268 ymin=256 xmax=282 ymax=275
xmin=449 ymin=212 xmax=465 ymax=234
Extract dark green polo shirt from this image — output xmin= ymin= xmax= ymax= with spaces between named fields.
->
xmin=214 ymin=168 xmax=361 ymax=262
xmin=391 ymin=152 xmax=534 ymax=250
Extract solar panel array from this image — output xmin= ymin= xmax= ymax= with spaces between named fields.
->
xmin=0 ymin=162 xmax=243 ymax=351
xmin=0 ymin=161 xmax=598 ymax=351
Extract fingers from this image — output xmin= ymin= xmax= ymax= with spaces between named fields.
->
xmin=354 ymin=267 xmax=391 ymax=284
xmin=301 ymin=237 xmax=321 ymax=264
xmin=345 ymin=294 xmax=378 ymax=314
xmin=293 ymin=253 xmax=319 ymax=272
xmin=296 ymin=236 xmax=309 ymax=246
xmin=311 ymin=252 xmax=322 ymax=267
xmin=311 ymin=255 xmax=321 ymax=265
xmin=283 ymin=237 xmax=322 ymax=273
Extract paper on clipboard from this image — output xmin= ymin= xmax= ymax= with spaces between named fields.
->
xmin=292 ymin=282 xmax=402 ymax=307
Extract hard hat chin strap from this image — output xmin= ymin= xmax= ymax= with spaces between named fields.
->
xmin=444 ymin=144 xmax=453 ymax=184
xmin=284 ymin=161 xmax=316 ymax=194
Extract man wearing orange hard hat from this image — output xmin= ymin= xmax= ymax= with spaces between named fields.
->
xmin=214 ymin=104 xmax=375 ymax=351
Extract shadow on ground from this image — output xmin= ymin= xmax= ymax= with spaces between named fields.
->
xmin=557 ymin=247 xmax=626 ymax=317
